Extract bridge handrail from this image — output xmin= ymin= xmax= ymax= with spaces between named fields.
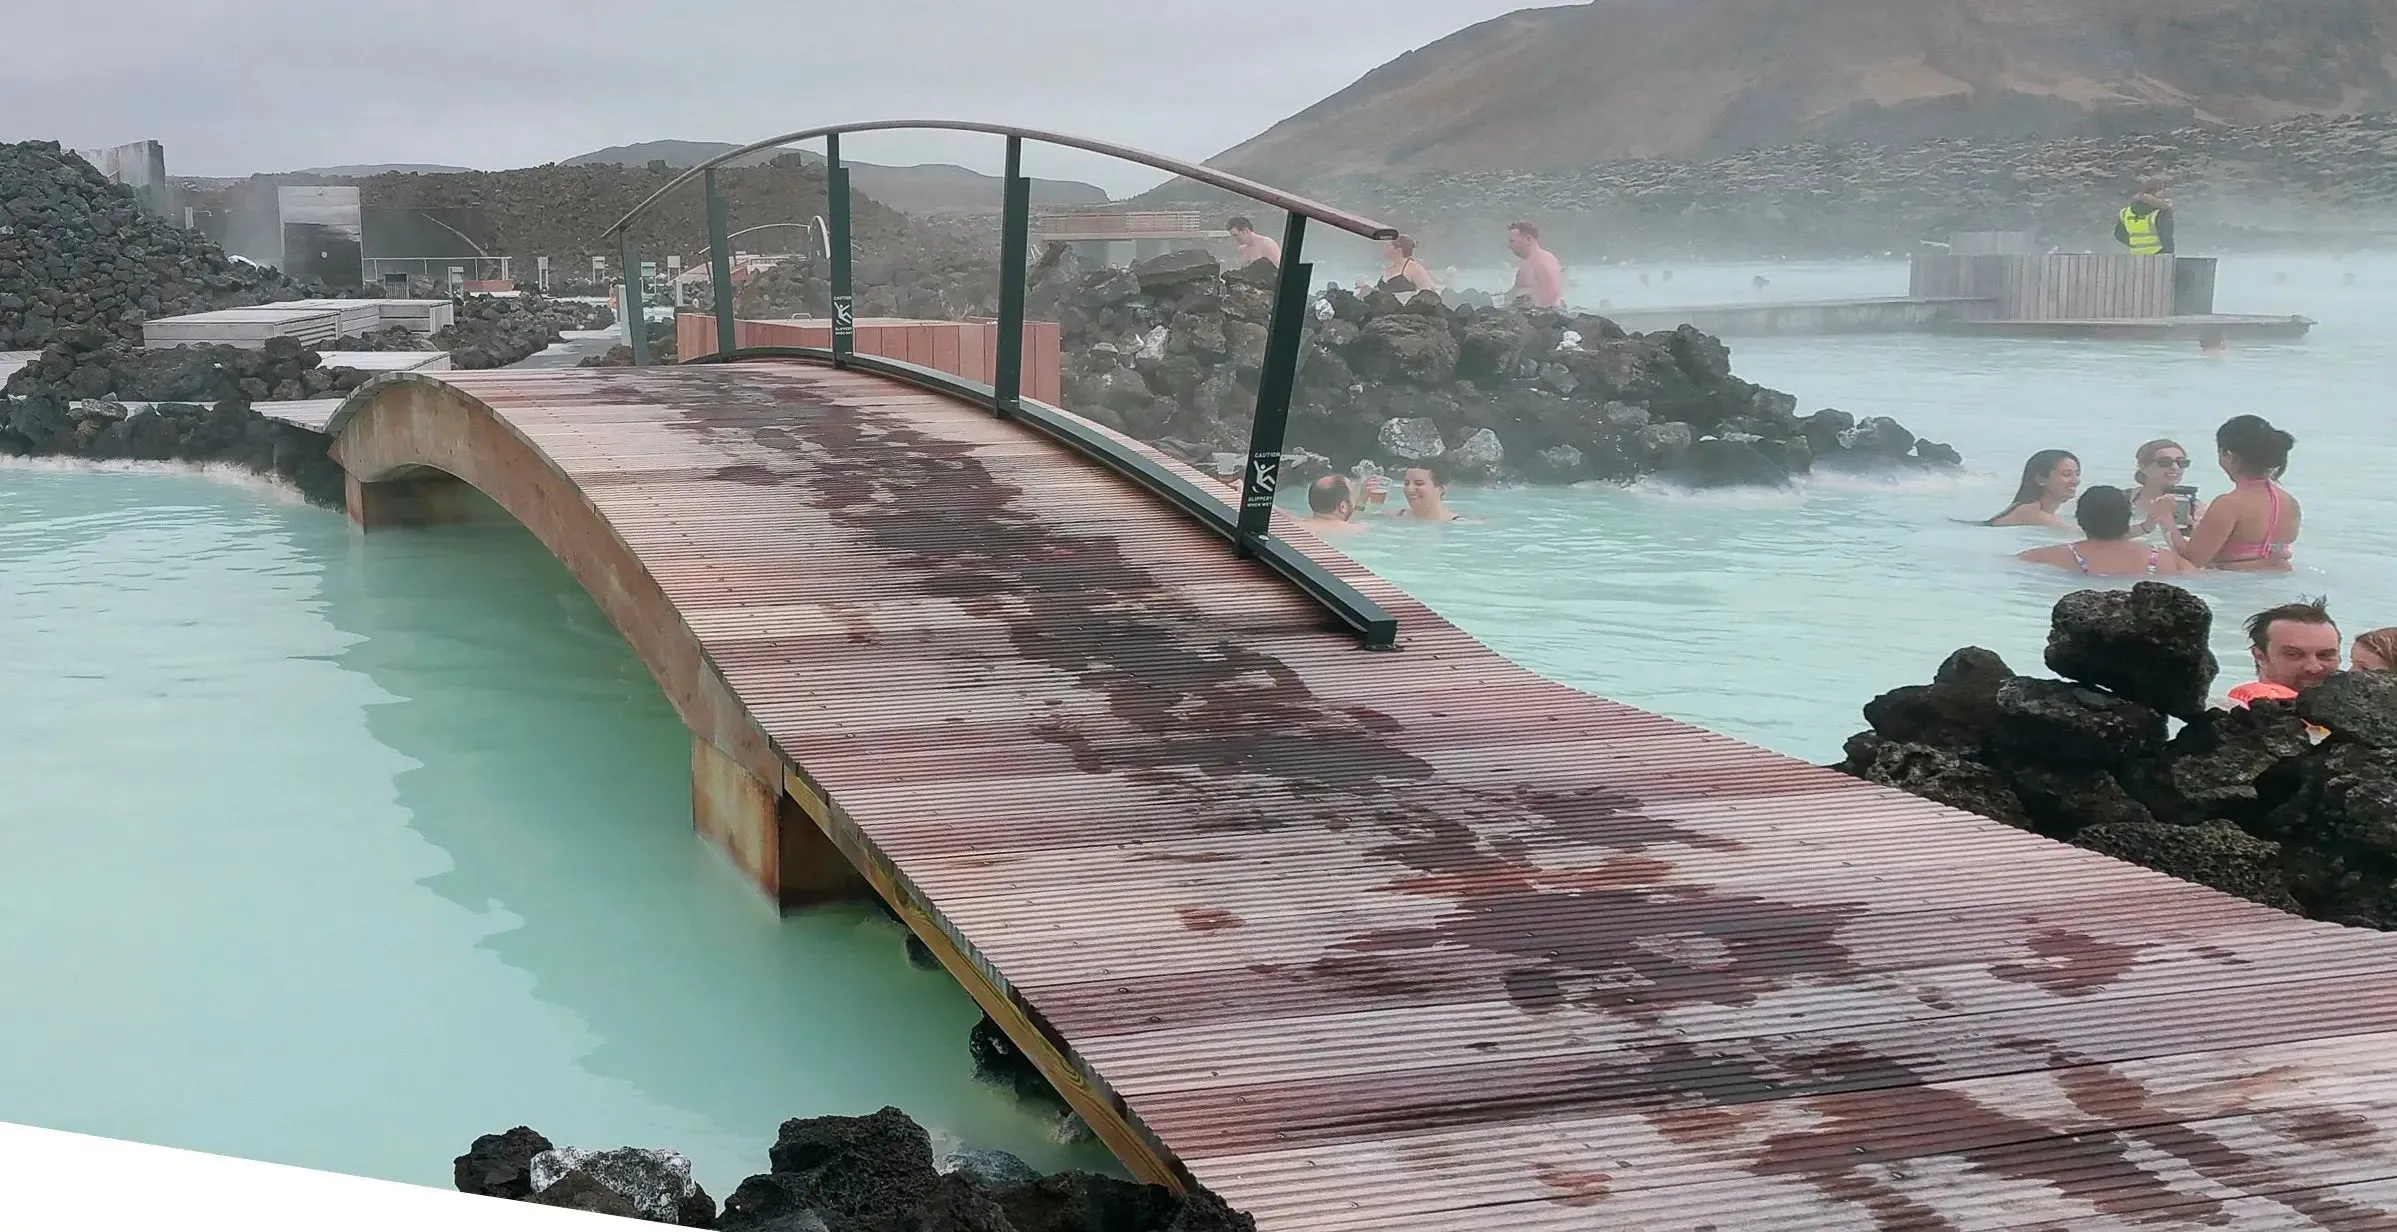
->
xmin=594 ymin=119 xmax=1395 ymax=244
xmin=597 ymin=120 xmax=1400 ymax=651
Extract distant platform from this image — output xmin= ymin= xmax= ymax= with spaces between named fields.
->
xmin=1937 ymin=314 xmax=2317 ymax=341
xmin=1606 ymin=296 xmax=1989 ymax=336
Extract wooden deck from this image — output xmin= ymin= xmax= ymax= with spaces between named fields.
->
xmin=1940 ymin=314 xmax=2317 ymax=342
xmin=323 ymin=363 xmax=2397 ymax=1230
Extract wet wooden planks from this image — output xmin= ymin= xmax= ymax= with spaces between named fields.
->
xmin=408 ymin=364 xmax=2397 ymax=1230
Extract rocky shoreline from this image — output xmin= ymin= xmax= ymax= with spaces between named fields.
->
xmin=454 ymin=1108 xmax=1251 ymax=1231
xmin=1189 ymin=112 xmax=2397 ymax=262
xmin=1036 ymin=249 xmax=1956 ymax=485
xmin=1841 ymin=582 xmax=2396 ymax=930
xmin=2 ymin=140 xmax=330 ymax=349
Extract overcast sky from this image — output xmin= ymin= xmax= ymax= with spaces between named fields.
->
xmin=0 ymin=0 xmax=1546 ymax=194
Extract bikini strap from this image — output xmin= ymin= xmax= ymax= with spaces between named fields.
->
xmin=2069 ymin=544 xmax=2089 ymax=574
xmin=2146 ymin=548 xmax=2158 ymax=575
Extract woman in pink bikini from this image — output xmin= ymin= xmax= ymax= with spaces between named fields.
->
xmin=2156 ymin=415 xmax=2301 ymax=572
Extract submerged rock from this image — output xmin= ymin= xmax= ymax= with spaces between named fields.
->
xmin=942 ymin=1148 xmax=1041 ymax=1191
xmin=1659 ymin=436 xmax=1790 ymax=489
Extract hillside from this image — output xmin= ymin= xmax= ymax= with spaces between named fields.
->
xmin=564 ymin=140 xmax=1110 ymax=214
xmin=1200 ymin=0 xmax=2397 ymax=182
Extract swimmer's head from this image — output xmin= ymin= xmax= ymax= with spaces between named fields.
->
xmin=1307 ymin=473 xmax=1354 ymax=519
xmin=2135 ymin=439 xmax=2190 ymax=489
xmin=2075 ymin=486 xmax=2135 ymax=541
xmin=2352 ymin=628 xmax=2397 ymax=674
xmin=1386 ymin=234 xmax=1417 ymax=261
xmin=1986 ymin=449 xmax=2078 ymax=524
xmin=1401 ymin=461 xmax=1448 ymax=512
xmin=2216 ymin=414 xmax=2294 ymax=481
xmin=2248 ymin=598 xmax=2340 ymax=692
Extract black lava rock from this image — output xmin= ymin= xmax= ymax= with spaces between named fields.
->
xmin=2074 ymin=820 xmax=2299 ymax=913
xmin=454 ymin=1126 xmax=554 ymax=1200
xmin=992 ymin=1171 xmax=1182 ymax=1232
xmin=1849 ymin=740 xmax=2032 ymax=830
xmin=1861 ymin=647 xmax=2012 ymax=750
xmin=2298 ymin=671 xmax=2397 ymax=750
xmin=969 ymin=1014 xmax=1064 ymax=1108
xmin=2045 ymin=582 xmax=2218 ymax=719
xmin=1990 ymin=678 xmax=2168 ymax=770
xmin=753 ymin=1106 xmax=940 ymax=1225
xmin=0 ymin=139 xmax=324 ymax=348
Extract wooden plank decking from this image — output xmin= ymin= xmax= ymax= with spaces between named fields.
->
xmin=332 ymin=364 xmax=2397 ymax=1230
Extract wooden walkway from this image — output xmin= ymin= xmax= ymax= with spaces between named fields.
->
xmin=326 ymin=364 xmax=2397 ymax=1231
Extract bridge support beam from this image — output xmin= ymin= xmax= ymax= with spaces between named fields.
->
xmin=692 ymin=736 xmax=865 ymax=908
xmin=344 ymin=471 xmax=486 ymax=528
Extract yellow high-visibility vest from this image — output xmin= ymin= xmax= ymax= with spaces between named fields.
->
xmin=2119 ymin=207 xmax=2163 ymax=255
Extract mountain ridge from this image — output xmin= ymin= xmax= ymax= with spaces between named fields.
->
xmin=562 ymin=140 xmax=1110 ymax=213
xmin=1196 ymin=0 xmax=2397 ymax=183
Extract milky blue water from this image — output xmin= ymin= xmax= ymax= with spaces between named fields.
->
xmin=1 ymin=252 xmax=2387 ymax=1199
xmin=1338 ymin=253 xmax=2397 ymax=760
xmin=0 ymin=466 xmax=1115 ymax=1196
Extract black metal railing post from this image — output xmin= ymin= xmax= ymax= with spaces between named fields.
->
xmin=619 ymin=231 xmax=649 ymax=366
xmin=993 ymin=136 xmax=1031 ymax=419
xmin=1234 ymin=213 xmax=1310 ymax=553
xmin=705 ymin=168 xmax=738 ymax=359
xmin=826 ymin=134 xmax=854 ymax=369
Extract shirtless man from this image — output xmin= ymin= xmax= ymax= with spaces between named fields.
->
xmin=1299 ymin=474 xmax=1363 ymax=536
xmin=1227 ymin=216 xmax=1280 ymax=268
xmin=1507 ymin=221 xmax=1564 ymax=310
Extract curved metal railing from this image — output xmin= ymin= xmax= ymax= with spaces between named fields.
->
xmin=595 ymin=120 xmax=1397 ymax=650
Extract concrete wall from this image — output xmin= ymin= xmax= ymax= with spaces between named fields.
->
xmin=70 ymin=139 xmax=170 ymax=215
xmin=277 ymin=186 xmax=364 ymax=288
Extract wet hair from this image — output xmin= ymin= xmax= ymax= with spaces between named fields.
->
xmin=1983 ymin=449 xmax=2077 ymax=524
xmin=1227 ymin=216 xmax=1254 ymax=233
xmin=2216 ymin=414 xmax=2294 ymax=478
xmin=1404 ymin=460 xmax=1449 ymax=488
xmin=2247 ymin=597 xmax=2335 ymax=652
xmin=1507 ymin=221 xmax=1540 ymax=240
xmin=2075 ymin=485 xmax=2135 ymax=541
xmin=1389 ymin=234 xmax=1417 ymax=257
xmin=2355 ymin=627 xmax=2397 ymax=671
xmin=1306 ymin=473 xmax=1351 ymax=515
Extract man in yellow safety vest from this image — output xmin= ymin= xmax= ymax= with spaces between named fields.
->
xmin=2114 ymin=177 xmax=2175 ymax=255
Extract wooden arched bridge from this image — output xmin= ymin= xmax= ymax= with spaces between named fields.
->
xmin=309 ymin=124 xmax=2397 ymax=1230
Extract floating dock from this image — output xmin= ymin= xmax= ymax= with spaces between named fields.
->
xmin=1626 ymin=250 xmax=2312 ymax=341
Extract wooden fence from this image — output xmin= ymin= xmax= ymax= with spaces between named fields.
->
xmin=1910 ymin=253 xmax=2195 ymax=321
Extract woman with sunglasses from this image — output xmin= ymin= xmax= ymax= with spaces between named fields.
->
xmin=2128 ymin=439 xmax=2207 ymax=536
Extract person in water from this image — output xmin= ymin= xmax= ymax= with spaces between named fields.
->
xmin=2155 ymin=415 xmax=2300 ymax=571
xmin=2230 ymin=598 xmax=2342 ymax=702
xmin=1506 ymin=221 xmax=1565 ymax=310
xmin=1982 ymin=450 xmax=2081 ymax=527
xmin=1299 ymin=474 xmax=1364 ymax=536
xmin=1375 ymin=235 xmax=1435 ymax=293
xmin=2016 ymin=487 xmax=2191 ymax=577
xmin=1397 ymin=463 xmax=1463 ymax=522
xmin=2352 ymin=627 xmax=2397 ymax=673
xmin=2128 ymin=438 xmax=2207 ymax=536
xmin=1226 ymin=216 xmax=1280 ymax=268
